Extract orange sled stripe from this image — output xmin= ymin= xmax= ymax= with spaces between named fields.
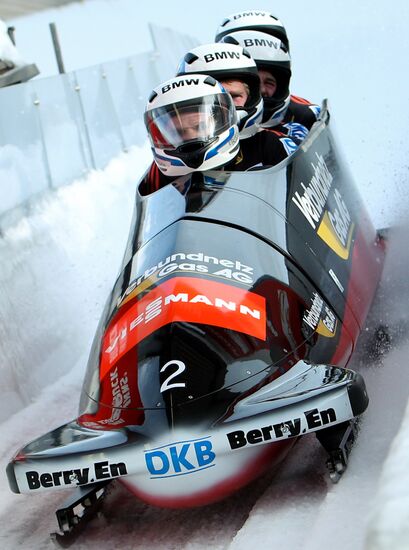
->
xmin=100 ymin=277 xmax=266 ymax=379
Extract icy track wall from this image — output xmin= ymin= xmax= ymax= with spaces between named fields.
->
xmin=0 ymin=23 xmax=198 ymax=229
xmin=0 ymin=24 xmax=198 ymax=423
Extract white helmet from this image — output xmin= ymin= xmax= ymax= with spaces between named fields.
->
xmin=177 ymin=43 xmax=263 ymax=139
xmin=221 ymin=31 xmax=292 ymax=127
xmin=144 ymin=74 xmax=240 ymax=177
xmin=215 ymin=10 xmax=289 ymax=50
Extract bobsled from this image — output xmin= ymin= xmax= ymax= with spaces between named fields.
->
xmin=6 ymin=104 xmax=385 ymax=538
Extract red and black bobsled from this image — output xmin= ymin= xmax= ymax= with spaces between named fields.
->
xmin=6 ymin=104 xmax=385 ymax=534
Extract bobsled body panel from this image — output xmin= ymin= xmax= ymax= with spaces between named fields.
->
xmin=7 ymin=105 xmax=384 ymax=507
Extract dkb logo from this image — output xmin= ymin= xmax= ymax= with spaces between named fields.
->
xmin=145 ymin=437 xmax=216 ymax=478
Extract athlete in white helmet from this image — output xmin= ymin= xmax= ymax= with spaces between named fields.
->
xmin=144 ymin=74 xmax=239 ymax=179
xmin=175 ymin=43 xmax=296 ymax=162
xmin=142 ymin=72 xmax=296 ymax=194
xmin=220 ymin=31 xmax=320 ymax=142
xmin=215 ymin=11 xmax=321 ymax=142
xmin=176 ymin=43 xmax=264 ymax=140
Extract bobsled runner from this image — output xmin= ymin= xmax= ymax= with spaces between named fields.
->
xmin=6 ymin=103 xmax=385 ymax=540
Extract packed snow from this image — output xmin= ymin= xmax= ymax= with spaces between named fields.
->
xmin=1 ymin=1 xmax=409 ymax=549
xmin=0 ymin=18 xmax=26 ymax=66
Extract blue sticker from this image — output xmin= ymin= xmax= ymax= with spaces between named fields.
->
xmin=145 ymin=436 xmax=216 ymax=478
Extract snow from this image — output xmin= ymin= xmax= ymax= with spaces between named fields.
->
xmin=1 ymin=1 xmax=409 ymax=549
xmin=0 ymin=18 xmax=26 ymax=66
xmin=0 ymin=142 xmax=151 ymax=419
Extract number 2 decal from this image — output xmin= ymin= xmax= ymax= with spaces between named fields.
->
xmin=160 ymin=360 xmax=186 ymax=393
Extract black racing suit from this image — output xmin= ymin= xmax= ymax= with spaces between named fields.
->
xmin=140 ymin=129 xmax=297 ymax=195
xmin=276 ymin=95 xmax=321 ymax=144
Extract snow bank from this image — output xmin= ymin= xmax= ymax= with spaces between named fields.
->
xmin=0 ymin=18 xmax=25 ymax=66
xmin=0 ymin=142 xmax=151 ymax=423
xmin=366 ymin=386 xmax=409 ymax=550
xmin=364 ymin=224 xmax=409 ymax=549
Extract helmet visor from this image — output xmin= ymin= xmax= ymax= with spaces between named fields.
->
xmin=145 ymin=94 xmax=237 ymax=150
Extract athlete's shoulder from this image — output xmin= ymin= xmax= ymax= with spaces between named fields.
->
xmin=260 ymin=127 xmax=288 ymax=140
xmin=260 ymin=128 xmax=298 ymax=157
xmin=287 ymin=95 xmax=321 ymax=128
xmin=290 ymin=94 xmax=315 ymax=106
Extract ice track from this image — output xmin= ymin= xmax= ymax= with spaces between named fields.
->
xmin=1 ymin=143 xmax=409 ymax=549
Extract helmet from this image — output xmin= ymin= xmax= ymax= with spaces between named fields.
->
xmin=221 ymin=31 xmax=291 ymax=127
xmin=144 ymin=74 xmax=240 ymax=177
xmin=215 ymin=10 xmax=289 ymax=50
xmin=177 ymin=43 xmax=263 ymax=139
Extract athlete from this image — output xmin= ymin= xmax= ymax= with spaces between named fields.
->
xmin=176 ymin=42 xmax=297 ymax=153
xmin=219 ymin=31 xmax=320 ymax=142
xmin=141 ymin=71 xmax=296 ymax=195
xmin=215 ymin=11 xmax=320 ymax=142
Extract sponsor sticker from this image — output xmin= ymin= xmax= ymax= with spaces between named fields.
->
xmin=119 ymin=253 xmax=255 ymax=307
xmin=102 ymin=277 xmax=266 ymax=379
xmin=162 ymin=78 xmax=200 ymax=93
xmin=233 ymin=11 xmax=268 ymax=19
xmin=316 ymin=189 xmax=354 ymax=260
xmin=291 ymin=153 xmax=354 ymax=259
xmin=303 ymin=292 xmax=337 ymax=337
xmin=81 ymin=367 xmax=132 ymax=428
xmin=303 ymin=292 xmax=323 ymax=330
xmin=145 ymin=436 xmax=215 ymax=478
xmin=25 ymin=460 xmax=127 ymax=490
xmin=226 ymin=407 xmax=337 ymax=449
xmin=204 ymin=52 xmax=241 ymax=62
xmin=317 ymin=306 xmax=337 ymax=338
xmin=243 ymin=37 xmax=280 ymax=49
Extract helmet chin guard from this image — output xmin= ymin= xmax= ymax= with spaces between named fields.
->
xmin=259 ymin=95 xmax=290 ymax=128
xmin=236 ymin=103 xmax=263 ymax=138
